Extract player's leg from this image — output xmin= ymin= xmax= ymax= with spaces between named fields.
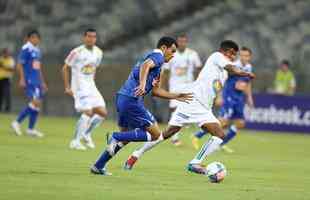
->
xmin=83 ymin=106 xmax=108 ymax=149
xmin=219 ymin=102 xmax=245 ymax=152
xmin=69 ymin=109 xmax=92 ymax=150
xmin=124 ymin=125 xmax=182 ymax=170
xmin=12 ymin=85 xmax=41 ymax=136
xmin=124 ymin=107 xmax=187 ymax=170
xmin=169 ymin=103 xmax=182 ymax=146
xmin=25 ymin=98 xmax=44 ymax=137
xmin=91 ymin=126 xmax=129 ymax=175
xmin=187 ymin=108 xmax=225 ymax=175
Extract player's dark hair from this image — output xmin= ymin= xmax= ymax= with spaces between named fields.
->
xmin=177 ymin=33 xmax=188 ymax=39
xmin=220 ymin=40 xmax=239 ymax=52
xmin=241 ymin=46 xmax=252 ymax=54
xmin=84 ymin=28 xmax=96 ymax=36
xmin=157 ymin=36 xmax=177 ymax=48
xmin=27 ymin=30 xmax=40 ymax=38
xmin=281 ymin=59 xmax=290 ymax=66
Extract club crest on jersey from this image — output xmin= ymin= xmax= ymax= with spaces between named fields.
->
xmin=81 ymin=64 xmax=95 ymax=74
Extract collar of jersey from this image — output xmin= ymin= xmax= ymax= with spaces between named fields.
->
xmin=153 ymin=49 xmax=164 ymax=56
xmin=24 ymin=41 xmax=39 ymax=51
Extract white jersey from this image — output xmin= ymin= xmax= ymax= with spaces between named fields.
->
xmin=234 ymin=59 xmax=252 ymax=73
xmin=65 ymin=45 xmax=103 ymax=96
xmin=163 ymin=48 xmax=201 ymax=91
xmin=192 ymin=51 xmax=233 ymax=109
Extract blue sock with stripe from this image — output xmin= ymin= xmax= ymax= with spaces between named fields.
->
xmin=94 ymin=144 xmax=123 ymax=170
xmin=16 ymin=105 xmax=32 ymax=123
xmin=221 ymin=125 xmax=237 ymax=145
xmin=112 ymin=128 xmax=152 ymax=142
xmin=194 ymin=130 xmax=207 ymax=139
xmin=28 ymin=107 xmax=39 ymax=129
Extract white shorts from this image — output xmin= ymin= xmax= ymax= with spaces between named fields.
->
xmin=74 ymin=91 xmax=106 ymax=112
xmin=169 ymin=97 xmax=219 ymax=127
xmin=169 ymin=84 xmax=189 ymax=109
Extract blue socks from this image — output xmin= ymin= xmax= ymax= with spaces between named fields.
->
xmin=112 ymin=128 xmax=152 ymax=142
xmin=28 ymin=108 xmax=39 ymax=129
xmin=94 ymin=144 xmax=123 ymax=170
xmin=194 ymin=130 xmax=207 ymax=139
xmin=16 ymin=104 xmax=40 ymax=129
xmin=17 ymin=106 xmax=32 ymax=123
xmin=221 ymin=125 xmax=237 ymax=145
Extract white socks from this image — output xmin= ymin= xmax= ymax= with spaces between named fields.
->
xmin=171 ymin=133 xmax=180 ymax=142
xmin=85 ymin=114 xmax=104 ymax=137
xmin=132 ymin=134 xmax=164 ymax=158
xmin=190 ymin=136 xmax=223 ymax=164
xmin=74 ymin=114 xmax=91 ymax=141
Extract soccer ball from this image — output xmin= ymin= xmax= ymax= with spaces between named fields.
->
xmin=205 ymin=162 xmax=227 ymax=183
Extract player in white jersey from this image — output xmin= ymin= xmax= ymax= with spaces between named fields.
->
xmin=163 ymin=34 xmax=202 ymax=146
xmin=62 ymin=28 xmax=107 ymax=150
xmin=124 ymin=40 xmax=255 ymax=175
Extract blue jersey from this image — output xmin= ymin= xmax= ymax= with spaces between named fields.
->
xmin=18 ymin=42 xmax=42 ymax=86
xmin=118 ymin=49 xmax=164 ymax=99
xmin=116 ymin=49 xmax=164 ymax=129
xmin=222 ymin=60 xmax=252 ymax=103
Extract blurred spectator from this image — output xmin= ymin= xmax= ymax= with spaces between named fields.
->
xmin=0 ymin=48 xmax=15 ymax=112
xmin=273 ymin=60 xmax=296 ymax=96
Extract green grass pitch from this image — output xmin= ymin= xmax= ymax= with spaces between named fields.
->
xmin=0 ymin=114 xmax=310 ymax=200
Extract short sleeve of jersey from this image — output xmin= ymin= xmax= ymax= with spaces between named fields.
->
xmin=65 ymin=49 xmax=79 ymax=67
xmin=192 ymin=51 xmax=202 ymax=68
xmin=18 ymin=49 xmax=28 ymax=65
xmin=148 ymin=53 xmax=164 ymax=67
xmin=213 ymin=52 xmax=232 ymax=69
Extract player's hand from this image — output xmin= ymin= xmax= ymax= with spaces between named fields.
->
xmin=18 ymin=79 xmax=26 ymax=89
xmin=248 ymin=72 xmax=256 ymax=79
xmin=176 ymin=93 xmax=193 ymax=103
xmin=214 ymin=96 xmax=223 ymax=107
xmin=135 ymin=84 xmax=146 ymax=97
xmin=64 ymin=87 xmax=74 ymax=97
xmin=42 ymin=82 xmax=48 ymax=92
xmin=152 ymin=78 xmax=160 ymax=87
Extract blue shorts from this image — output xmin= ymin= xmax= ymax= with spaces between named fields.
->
xmin=219 ymin=99 xmax=245 ymax=120
xmin=116 ymin=94 xmax=156 ymax=130
xmin=25 ymin=84 xmax=44 ymax=100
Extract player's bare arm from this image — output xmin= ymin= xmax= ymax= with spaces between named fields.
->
xmin=224 ymin=64 xmax=256 ymax=79
xmin=16 ymin=63 xmax=26 ymax=88
xmin=39 ymin=67 xmax=48 ymax=91
xmin=152 ymin=70 xmax=193 ymax=102
xmin=62 ymin=63 xmax=73 ymax=97
xmin=245 ymin=82 xmax=254 ymax=108
xmin=135 ymin=58 xmax=155 ymax=96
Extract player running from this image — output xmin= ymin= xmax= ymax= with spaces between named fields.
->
xmin=124 ymin=40 xmax=255 ymax=175
xmin=162 ymin=34 xmax=202 ymax=146
xmin=11 ymin=30 xmax=48 ymax=137
xmin=62 ymin=28 xmax=107 ymax=150
xmin=192 ymin=47 xmax=254 ymax=152
xmin=90 ymin=36 xmax=193 ymax=175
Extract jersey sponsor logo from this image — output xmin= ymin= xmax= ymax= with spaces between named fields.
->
xmin=213 ymin=79 xmax=222 ymax=93
xmin=175 ymin=66 xmax=188 ymax=76
xmin=81 ymin=64 xmax=96 ymax=74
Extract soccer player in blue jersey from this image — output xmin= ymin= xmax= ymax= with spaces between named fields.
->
xmin=11 ymin=30 xmax=48 ymax=137
xmin=192 ymin=47 xmax=254 ymax=152
xmin=90 ymin=36 xmax=193 ymax=175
